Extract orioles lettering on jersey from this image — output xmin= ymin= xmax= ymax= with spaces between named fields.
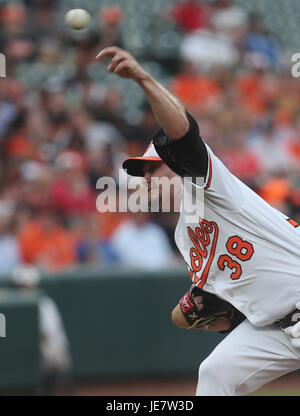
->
xmin=187 ymin=219 xmax=219 ymax=288
xmin=188 ymin=218 xmax=255 ymax=287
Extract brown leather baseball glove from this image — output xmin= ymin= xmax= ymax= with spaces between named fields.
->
xmin=178 ymin=285 xmax=245 ymax=331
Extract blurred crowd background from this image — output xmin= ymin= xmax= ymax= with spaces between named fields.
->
xmin=0 ymin=0 xmax=299 ymax=275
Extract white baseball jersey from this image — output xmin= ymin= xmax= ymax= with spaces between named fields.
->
xmin=175 ymin=143 xmax=300 ymax=326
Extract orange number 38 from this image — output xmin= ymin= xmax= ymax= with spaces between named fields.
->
xmin=217 ymin=236 xmax=254 ymax=280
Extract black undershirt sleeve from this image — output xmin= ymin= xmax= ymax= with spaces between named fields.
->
xmin=152 ymin=112 xmax=208 ymax=179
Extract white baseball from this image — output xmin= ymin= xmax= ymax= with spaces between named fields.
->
xmin=65 ymin=9 xmax=91 ymax=30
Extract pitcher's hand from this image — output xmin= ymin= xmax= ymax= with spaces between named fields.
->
xmin=95 ymin=47 xmax=148 ymax=82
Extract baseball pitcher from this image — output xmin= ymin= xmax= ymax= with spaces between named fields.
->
xmin=96 ymin=47 xmax=300 ymax=396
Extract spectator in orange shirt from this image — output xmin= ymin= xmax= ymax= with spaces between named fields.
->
xmin=18 ymin=209 xmax=77 ymax=272
xmin=170 ymin=60 xmax=221 ymax=113
xmin=257 ymin=176 xmax=291 ymax=212
xmin=235 ymin=68 xmax=278 ymax=116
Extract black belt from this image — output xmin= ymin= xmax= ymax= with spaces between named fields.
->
xmin=278 ymin=309 xmax=300 ymax=329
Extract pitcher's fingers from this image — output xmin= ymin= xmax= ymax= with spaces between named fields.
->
xmin=95 ymin=46 xmax=121 ymax=60
xmin=113 ymin=60 xmax=130 ymax=74
xmin=108 ymin=54 xmax=127 ymax=72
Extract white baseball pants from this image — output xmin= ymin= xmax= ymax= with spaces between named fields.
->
xmin=196 ymin=319 xmax=300 ymax=396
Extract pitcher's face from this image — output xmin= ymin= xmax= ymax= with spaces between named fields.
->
xmin=142 ymin=161 xmax=182 ymax=212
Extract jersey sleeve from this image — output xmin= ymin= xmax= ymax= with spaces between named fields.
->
xmin=153 ymin=112 xmax=246 ymax=211
xmin=203 ymin=143 xmax=246 ymax=210
xmin=153 ymin=112 xmax=208 ymax=179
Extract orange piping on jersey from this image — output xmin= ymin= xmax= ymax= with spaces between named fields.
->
xmin=204 ymin=156 xmax=212 ymax=190
xmin=287 ymin=218 xmax=299 ymax=228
